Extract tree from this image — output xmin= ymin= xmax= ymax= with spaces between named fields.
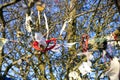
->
xmin=0 ymin=0 xmax=119 ymax=80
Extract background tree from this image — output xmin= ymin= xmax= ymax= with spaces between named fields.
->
xmin=0 ymin=0 xmax=119 ymax=80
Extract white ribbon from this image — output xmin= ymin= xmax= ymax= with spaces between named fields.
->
xmin=25 ymin=13 xmax=33 ymax=32
xmin=50 ymin=42 xmax=78 ymax=52
xmin=105 ymin=57 xmax=120 ymax=80
xmin=63 ymin=42 xmax=78 ymax=48
xmin=102 ymin=50 xmax=107 ymax=58
xmin=35 ymin=32 xmax=47 ymax=47
xmin=60 ymin=18 xmax=72 ymax=35
xmin=44 ymin=13 xmax=49 ymax=40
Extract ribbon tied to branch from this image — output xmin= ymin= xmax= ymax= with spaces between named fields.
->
xmin=81 ymin=34 xmax=89 ymax=52
xmin=32 ymin=33 xmax=57 ymax=52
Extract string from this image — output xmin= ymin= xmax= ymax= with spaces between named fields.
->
xmin=38 ymin=11 xmax=41 ymax=27
xmin=44 ymin=13 xmax=49 ymax=40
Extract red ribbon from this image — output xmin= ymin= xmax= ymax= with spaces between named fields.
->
xmin=82 ymin=34 xmax=89 ymax=52
xmin=43 ymin=38 xmax=57 ymax=52
xmin=32 ymin=38 xmax=57 ymax=52
xmin=32 ymin=41 xmax=43 ymax=51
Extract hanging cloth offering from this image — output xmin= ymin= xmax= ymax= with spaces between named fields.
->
xmin=32 ymin=33 xmax=57 ymax=52
xmin=81 ymin=34 xmax=89 ymax=52
xmin=35 ymin=32 xmax=47 ymax=47
xmin=105 ymin=57 xmax=120 ymax=80
xmin=32 ymin=38 xmax=57 ymax=52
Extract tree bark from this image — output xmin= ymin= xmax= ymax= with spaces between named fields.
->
xmin=66 ymin=0 xmax=77 ymax=79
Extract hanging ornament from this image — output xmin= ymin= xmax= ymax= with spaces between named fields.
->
xmin=105 ymin=57 xmax=120 ymax=80
xmin=81 ymin=34 xmax=89 ymax=52
xmin=32 ymin=33 xmax=57 ymax=52
xmin=0 ymin=38 xmax=7 ymax=50
xmin=78 ymin=62 xmax=92 ymax=76
xmin=69 ymin=71 xmax=81 ymax=80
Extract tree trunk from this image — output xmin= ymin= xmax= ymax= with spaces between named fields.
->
xmin=66 ymin=0 xmax=77 ymax=79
